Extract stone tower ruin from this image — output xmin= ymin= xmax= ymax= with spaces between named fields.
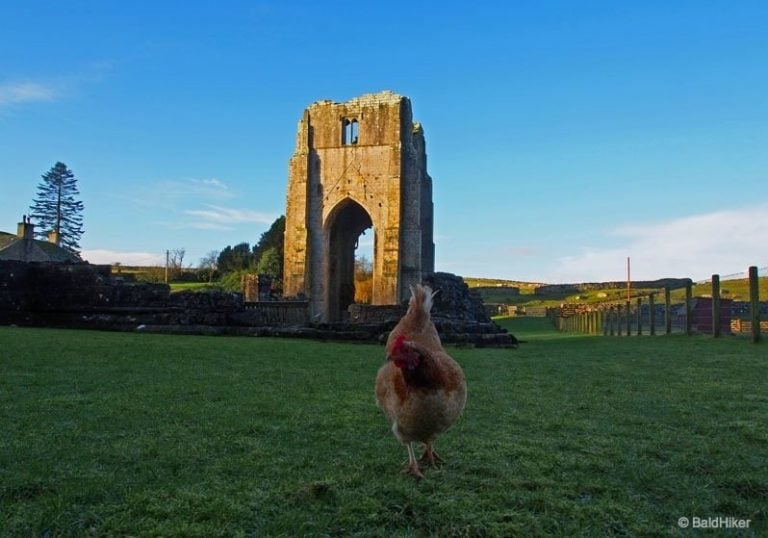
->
xmin=283 ymin=91 xmax=435 ymax=322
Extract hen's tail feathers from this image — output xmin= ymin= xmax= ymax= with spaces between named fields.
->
xmin=409 ymin=284 xmax=438 ymax=315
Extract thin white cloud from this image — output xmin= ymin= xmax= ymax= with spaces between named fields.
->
xmin=0 ymin=64 xmax=113 ymax=111
xmin=81 ymin=249 xmax=164 ymax=266
xmin=506 ymin=246 xmax=539 ymax=257
xmin=187 ymin=221 xmax=235 ymax=231
xmin=545 ymin=204 xmax=768 ymax=282
xmin=185 ymin=204 xmax=276 ymax=225
xmin=123 ymin=177 xmax=237 ymax=211
xmin=196 ymin=178 xmax=227 ymax=188
xmin=186 ymin=178 xmax=232 ymax=197
xmin=0 ymin=81 xmax=58 ymax=107
xmin=161 ymin=178 xmax=235 ymax=201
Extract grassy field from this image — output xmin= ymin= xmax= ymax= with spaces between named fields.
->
xmin=470 ymin=276 xmax=768 ymax=310
xmin=2 ymin=322 xmax=766 ymax=536
xmin=169 ymin=282 xmax=223 ymax=293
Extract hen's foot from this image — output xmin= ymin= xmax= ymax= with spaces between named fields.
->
xmin=400 ymin=461 xmax=424 ymax=480
xmin=419 ymin=447 xmax=444 ymax=467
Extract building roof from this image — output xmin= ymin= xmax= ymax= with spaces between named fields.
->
xmin=0 ymin=230 xmax=82 ymax=263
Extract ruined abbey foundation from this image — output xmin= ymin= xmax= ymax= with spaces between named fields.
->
xmin=283 ymin=91 xmax=435 ymax=322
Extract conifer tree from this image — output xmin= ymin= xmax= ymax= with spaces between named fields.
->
xmin=29 ymin=162 xmax=85 ymax=254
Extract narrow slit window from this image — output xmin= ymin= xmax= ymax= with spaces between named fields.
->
xmin=342 ymin=118 xmax=359 ymax=145
xmin=342 ymin=119 xmax=350 ymax=144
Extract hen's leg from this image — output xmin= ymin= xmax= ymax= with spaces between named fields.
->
xmin=401 ymin=442 xmax=424 ymax=479
xmin=419 ymin=443 xmax=445 ymax=467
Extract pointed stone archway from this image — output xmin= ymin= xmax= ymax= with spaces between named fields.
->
xmin=283 ymin=91 xmax=435 ymax=322
xmin=325 ymin=198 xmax=373 ymax=321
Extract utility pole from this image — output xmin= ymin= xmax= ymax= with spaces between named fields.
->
xmin=627 ymin=256 xmax=631 ymax=302
xmin=165 ymin=249 xmax=169 ymax=284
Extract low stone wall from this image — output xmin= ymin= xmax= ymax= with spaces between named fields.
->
xmin=0 ymin=262 xmax=517 ymax=346
xmin=535 ymin=278 xmax=693 ymax=296
xmin=348 ymin=304 xmax=405 ymax=324
xmin=0 ymin=261 xmax=116 ymax=317
xmin=239 ymin=301 xmax=309 ymax=326
xmin=484 ymin=303 xmax=519 ymax=317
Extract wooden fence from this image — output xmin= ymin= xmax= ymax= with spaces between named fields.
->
xmin=548 ymin=266 xmax=763 ymax=343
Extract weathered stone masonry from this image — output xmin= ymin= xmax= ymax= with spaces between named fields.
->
xmin=283 ymin=91 xmax=435 ymax=322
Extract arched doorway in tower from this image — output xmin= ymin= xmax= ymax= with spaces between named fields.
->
xmin=325 ymin=198 xmax=373 ymax=322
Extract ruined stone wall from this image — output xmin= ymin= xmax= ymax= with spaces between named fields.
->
xmin=283 ymin=91 xmax=435 ymax=322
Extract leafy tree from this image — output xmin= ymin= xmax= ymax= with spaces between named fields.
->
xmin=214 ymin=216 xmax=285 ymax=284
xmin=256 ymin=247 xmax=281 ymax=277
xmin=217 ymin=242 xmax=253 ymax=274
xmin=252 ymin=215 xmax=285 ymax=259
xmin=29 ymin=162 xmax=85 ymax=254
xmin=252 ymin=216 xmax=285 ymax=279
xmin=219 ymin=268 xmax=250 ymax=293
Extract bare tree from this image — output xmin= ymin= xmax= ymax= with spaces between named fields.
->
xmin=198 ymin=250 xmax=219 ymax=283
xmin=354 ymin=255 xmax=373 ymax=304
xmin=168 ymin=248 xmax=186 ymax=280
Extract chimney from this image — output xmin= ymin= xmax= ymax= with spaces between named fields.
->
xmin=17 ymin=215 xmax=35 ymax=240
xmin=48 ymin=230 xmax=60 ymax=246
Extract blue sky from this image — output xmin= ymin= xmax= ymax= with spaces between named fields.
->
xmin=2 ymin=1 xmax=766 ymax=282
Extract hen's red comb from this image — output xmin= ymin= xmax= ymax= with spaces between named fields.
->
xmin=393 ymin=334 xmax=407 ymax=351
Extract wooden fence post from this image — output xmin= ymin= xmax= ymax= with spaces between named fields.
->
xmin=636 ymin=297 xmax=643 ymax=335
xmin=609 ymin=306 xmax=615 ymax=336
xmin=649 ymin=293 xmax=656 ymax=336
xmin=685 ymin=282 xmax=693 ymax=336
xmin=617 ymin=304 xmax=623 ymax=336
xmin=664 ymin=286 xmax=672 ymax=335
xmin=712 ymin=274 xmax=721 ymax=338
xmin=749 ymin=266 xmax=761 ymax=344
xmin=625 ymin=300 xmax=632 ymax=336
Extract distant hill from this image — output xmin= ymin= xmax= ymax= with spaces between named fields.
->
xmin=463 ymin=277 xmax=542 ymax=289
xmin=466 ymin=275 xmax=768 ymax=310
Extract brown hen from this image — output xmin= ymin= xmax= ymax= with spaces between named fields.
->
xmin=375 ymin=284 xmax=467 ymax=479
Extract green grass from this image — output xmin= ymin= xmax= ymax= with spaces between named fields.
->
xmin=169 ymin=282 xmax=223 ymax=293
xmin=2 ymin=324 xmax=766 ymax=536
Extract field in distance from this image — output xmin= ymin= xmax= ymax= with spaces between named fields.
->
xmin=465 ymin=276 xmax=768 ymax=308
